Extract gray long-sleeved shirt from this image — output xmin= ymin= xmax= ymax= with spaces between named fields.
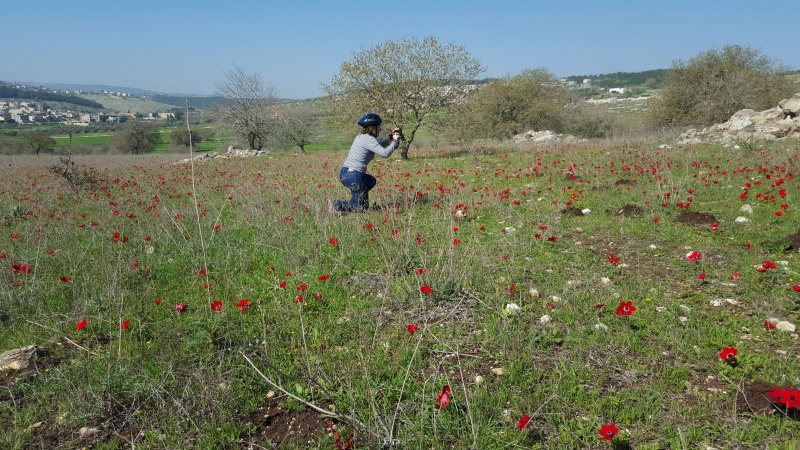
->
xmin=341 ymin=133 xmax=397 ymax=172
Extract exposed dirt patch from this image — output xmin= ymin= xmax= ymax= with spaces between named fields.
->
xmin=779 ymin=228 xmax=800 ymax=252
xmin=560 ymin=207 xmax=585 ymax=216
xmin=676 ymin=211 xmax=717 ymax=225
xmin=737 ymin=381 xmax=800 ymax=418
xmin=614 ymin=179 xmax=637 ymax=185
xmin=239 ymin=396 xmax=337 ymax=449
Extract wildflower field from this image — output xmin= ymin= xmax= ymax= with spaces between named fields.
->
xmin=1 ymin=140 xmax=799 ymax=449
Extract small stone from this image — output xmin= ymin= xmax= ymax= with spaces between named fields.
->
xmin=504 ymin=303 xmax=521 ymax=315
xmin=734 ymin=216 xmax=749 ymax=223
xmin=601 ymin=277 xmax=612 ymax=286
xmin=656 ymin=306 xmax=667 ymax=312
xmin=776 ymin=321 xmax=796 ymax=332
xmin=266 ymin=390 xmax=275 ymax=399
xmin=474 ymin=375 xmax=485 ymax=384
xmin=491 ymin=367 xmax=505 ymax=376
xmin=679 ymin=317 xmax=688 ymax=324
xmin=594 ymin=323 xmax=608 ymax=330
xmin=529 ymin=288 xmax=540 ymax=297
xmin=740 ymin=204 xmax=753 ymax=214
xmin=79 ymin=427 xmax=99 ymax=437
xmin=539 ymin=314 xmax=552 ymax=324
xmin=649 ymin=244 xmax=657 ymax=249
xmin=581 ymin=209 xmax=592 ymax=215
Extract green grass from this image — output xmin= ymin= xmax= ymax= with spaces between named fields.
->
xmin=1 ymin=139 xmax=799 ymax=449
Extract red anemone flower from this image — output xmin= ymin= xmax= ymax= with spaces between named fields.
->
xmin=210 ymin=300 xmax=223 ymax=313
xmin=60 ymin=276 xmax=72 ymax=282
xmin=608 ymin=254 xmax=620 ymax=266
xmin=719 ymin=347 xmax=738 ymax=361
xmin=420 ymin=285 xmax=433 ymax=295
xmin=599 ymin=423 xmax=619 ymax=440
xmin=437 ymin=385 xmax=451 ymax=408
xmin=174 ymin=302 xmax=188 ymax=313
xmin=407 ymin=324 xmax=418 ymax=334
xmin=318 ymin=274 xmax=330 ymax=281
xmin=517 ymin=414 xmax=531 ymax=429
xmin=764 ymin=321 xmax=776 ymax=330
xmin=329 ymin=237 xmax=339 ymax=245
xmin=119 ymin=320 xmax=130 ymax=330
xmin=75 ymin=318 xmax=87 ymax=331
xmin=615 ymin=301 xmax=636 ymax=316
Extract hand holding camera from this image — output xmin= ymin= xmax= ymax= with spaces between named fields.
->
xmin=391 ymin=127 xmax=403 ymax=142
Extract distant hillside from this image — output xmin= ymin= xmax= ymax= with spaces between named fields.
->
xmin=148 ymin=94 xmax=225 ymax=109
xmin=79 ymin=93 xmax=178 ymax=115
xmin=8 ymin=82 xmax=162 ymax=96
xmin=0 ymin=83 xmax=104 ymax=108
xmin=563 ymin=69 xmax=667 ymax=88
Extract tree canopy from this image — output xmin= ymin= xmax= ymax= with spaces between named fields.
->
xmin=323 ymin=36 xmax=484 ymax=159
xmin=110 ymin=121 xmax=160 ymax=154
xmin=647 ymin=45 xmax=794 ymax=127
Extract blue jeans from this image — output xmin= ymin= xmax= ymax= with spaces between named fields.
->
xmin=333 ymin=167 xmax=376 ymax=212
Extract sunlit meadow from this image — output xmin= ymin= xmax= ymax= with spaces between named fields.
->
xmin=1 ymin=141 xmax=799 ymax=449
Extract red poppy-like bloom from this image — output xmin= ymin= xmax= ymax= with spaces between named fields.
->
xmin=793 ymin=285 xmax=800 ymax=292
xmin=730 ymin=272 xmax=741 ymax=280
xmin=420 ymin=285 xmax=433 ymax=295
xmin=437 ymin=385 xmax=451 ymax=408
xmin=236 ymin=298 xmax=249 ymax=313
xmin=768 ymin=387 xmax=800 ymax=409
xmin=318 ymin=274 xmax=330 ymax=281
xmin=155 ymin=298 xmax=162 ymax=305
xmin=329 ymin=237 xmax=339 ymax=245
xmin=698 ymin=273 xmax=707 ymax=280
xmin=719 ymin=347 xmax=738 ymax=361
xmin=608 ymin=254 xmax=620 ymax=266
xmin=615 ymin=301 xmax=636 ymax=316
xmin=517 ymin=414 xmax=531 ymax=429
xmin=415 ymin=268 xmax=426 ymax=275
xmin=547 ymin=235 xmax=558 ymax=242
xmin=407 ymin=324 xmax=418 ymax=334
xmin=60 ymin=276 xmax=72 ymax=282
xmin=297 ymin=284 xmax=308 ymax=291
xmin=453 ymin=239 xmax=461 ymax=245
xmin=599 ymin=423 xmax=619 ymax=440
xmin=174 ymin=302 xmax=188 ymax=313
xmin=710 ymin=223 xmax=719 ymax=232
xmin=687 ymin=251 xmax=702 ymax=262
xmin=210 ymin=300 xmax=223 ymax=313
xmin=119 ymin=320 xmax=130 ymax=330
xmin=652 ymin=218 xmax=660 ymax=224
xmin=764 ymin=321 xmax=776 ymax=330
xmin=279 ymin=281 xmax=288 ymax=289
xmin=75 ymin=318 xmax=87 ymax=331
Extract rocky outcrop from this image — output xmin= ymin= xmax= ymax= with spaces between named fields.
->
xmin=678 ymin=95 xmax=800 ymax=146
xmin=512 ymin=130 xmax=581 ymax=144
xmin=177 ymin=145 xmax=268 ymax=163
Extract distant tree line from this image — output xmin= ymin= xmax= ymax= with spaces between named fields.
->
xmin=563 ymin=69 xmax=667 ymax=88
xmin=0 ymin=84 xmax=104 ymax=108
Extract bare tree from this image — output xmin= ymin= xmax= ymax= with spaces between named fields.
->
xmin=323 ymin=36 xmax=484 ymax=159
xmin=213 ymin=65 xmax=279 ymax=150
xmin=276 ymin=103 xmax=322 ymax=152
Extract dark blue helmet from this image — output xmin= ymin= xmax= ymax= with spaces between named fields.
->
xmin=357 ymin=113 xmax=382 ymax=127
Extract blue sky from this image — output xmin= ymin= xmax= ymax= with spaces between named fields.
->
xmin=2 ymin=1 xmax=797 ymax=99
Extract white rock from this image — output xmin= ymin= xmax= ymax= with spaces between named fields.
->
xmin=649 ymin=244 xmax=657 ymax=249
xmin=655 ymin=306 xmax=667 ymax=312
xmin=474 ymin=375 xmax=485 ymax=384
xmin=601 ymin=277 xmax=612 ymax=285
xmin=529 ymin=288 xmax=540 ymax=297
xmin=679 ymin=317 xmax=688 ymax=324
xmin=594 ymin=323 xmax=608 ymax=330
xmin=539 ymin=314 xmax=552 ymax=324
xmin=776 ymin=321 xmax=796 ymax=332
xmin=734 ymin=216 xmax=749 ymax=223
xmin=505 ymin=303 xmax=521 ymax=315
xmin=502 ymin=226 xmax=516 ymax=233
xmin=740 ymin=204 xmax=753 ymax=214
xmin=492 ymin=367 xmax=506 ymax=375
xmin=680 ymin=305 xmax=692 ymax=313
xmin=550 ymin=295 xmax=562 ymax=303
xmin=581 ymin=208 xmax=592 ymax=215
